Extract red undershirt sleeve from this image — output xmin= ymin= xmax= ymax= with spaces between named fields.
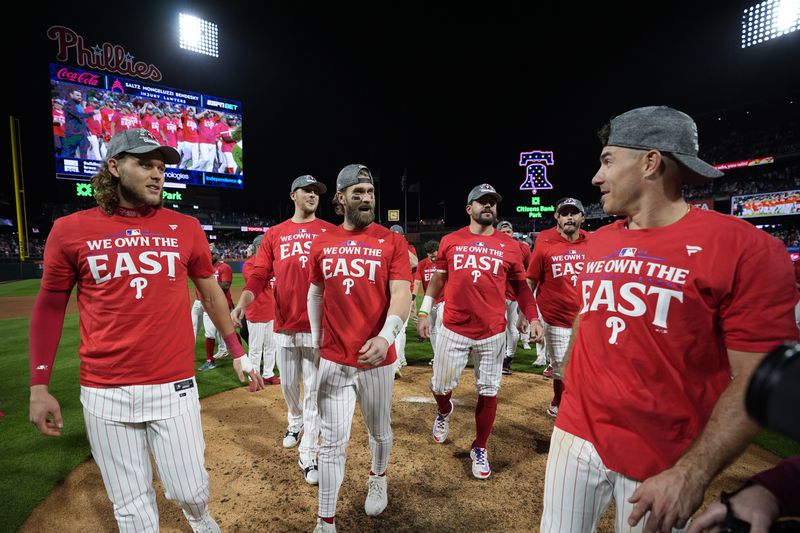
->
xmin=29 ymin=288 xmax=71 ymax=386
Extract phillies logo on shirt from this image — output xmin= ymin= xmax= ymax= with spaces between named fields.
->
xmin=84 ymin=232 xmax=182 ymax=299
xmin=581 ymin=255 xmax=690 ymax=343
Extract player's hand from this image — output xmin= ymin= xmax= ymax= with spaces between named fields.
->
xmin=686 ymin=484 xmax=779 ymax=533
xmin=529 ymin=320 xmax=544 ymax=342
xmin=233 ymin=356 xmax=264 ymax=392
xmin=516 ymin=314 xmax=529 ymax=333
xmin=417 ymin=315 xmax=431 ymax=339
xmin=30 ymin=385 xmax=63 ymax=437
xmin=357 ymin=336 xmax=390 ymax=366
xmin=230 ymin=306 xmax=245 ymax=328
xmin=628 ymin=465 xmax=705 ymax=533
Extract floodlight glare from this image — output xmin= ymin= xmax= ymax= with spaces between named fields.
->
xmin=742 ymin=0 xmax=800 ymax=47
xmin=179 ymin=13 xmax=219 ymax=58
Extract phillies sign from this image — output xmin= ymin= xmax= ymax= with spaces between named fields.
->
xmin=47 ymin=25 xmax=162 ymax=81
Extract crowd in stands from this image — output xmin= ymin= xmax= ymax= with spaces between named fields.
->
xmin=0 ymin=234 xmax=45 ymax=260
xmin=192 ymin=210 xmax=272 ymax=228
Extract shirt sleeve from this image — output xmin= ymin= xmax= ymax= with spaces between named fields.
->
xmin=527 ymin=240 xmax=545 ymax=284
xmin=720 ymin=236 xmax=800 ymax=352
xmin=435 ymin=235 xmax=451 ymax=272
xmin=390 ymin=234 xmax=413 ymax=282
xmin=41 ymin=218 xmax=77 ymax=292
xmin=219 ymin=263 xmax=233 ymax=284
xmin=309 ymin=239 xmax=324 ymax=285
xmin=415 ymin=259 xmax=426 ymax=282
xmin=244 ymin=230 xmax=274 ymax=294
xmin=749 ymin=455 xmax=800 ymax=517
xmin=187 ymin=219 xmax=215 ymax=278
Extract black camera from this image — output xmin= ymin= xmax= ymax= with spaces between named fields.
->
xmin=746 ymin=342 xmax=800 ymax=441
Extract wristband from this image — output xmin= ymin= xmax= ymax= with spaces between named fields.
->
xmin=419 ymin=295 xmax=434 ymax=315
xmin=377 ymin=315 xmax=404 ymax=345
xmin=418 ymin=311 xmax=429 ymax=317
xmin=222 ymin=331 xmax=245 ymax=358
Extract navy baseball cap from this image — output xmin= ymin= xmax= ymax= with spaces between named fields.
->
xmin=336 ymin=164 xmax=373 ymax=192
xmin=606 ymin=106 xmax=723 ymax=179
xmin=556 ymin=198 xmax=585 ymax=214
xmin=291 ymin=175 xmax=327 ymax=194
xmin=106 ymin=128 xmax=180 ymax=164
xmin=467 ymin=183 xmax=502 ymax=204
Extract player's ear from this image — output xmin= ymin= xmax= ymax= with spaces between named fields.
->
xmin=107 ymin=157 xmax=121 ymax=178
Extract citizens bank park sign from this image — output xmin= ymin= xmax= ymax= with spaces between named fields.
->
xmin=47 ymin=26 xmax=162 ymax=81
xmin=516 ymin=150 xmax=556 ymax=218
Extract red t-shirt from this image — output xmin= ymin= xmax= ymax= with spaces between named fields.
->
xmin=505 ymin=240 xmax=532 ymax=301
xmin=141 ymin=115 xmax=161 ymax=140
xmin=160 ymin=116 xmax=179 ymax=148
xmin=53 ymin=108 xmax=65 ymax=137
xmin=436 ymin=226 xmax=528 ymax=339
xmin=114 ymin=112 xmax=140 ymax=132
xmin=242 ymin=256 xmax=275 ymax=322
xmin=198 ymin=116 xmax=217 ymax=144
xmin=527 ymin=227 xmax=589 ymax=327
xmin=214 ymin=122 xmax=236 ymax=152
xmin=215 ymin=261 xmax=234 ymax=309
xmin=182 ymin=115 xmax=199 ymax=143
xmin=416 ymin=257 xmax=444 ymax=304
xmin=42 ymin=207 xmax=215 ymax=387
xmin=246 ymin=218 xmax=337 ymax=333
xmin=309 ymin=223 xmax=413 ymax=368
xmin=557 ymin=208 xmax=799 ymax=481
xmin=100 ymin=107 xmax=115 ymax=138
xmin=87 ymin=109 xmax=103 ymax=135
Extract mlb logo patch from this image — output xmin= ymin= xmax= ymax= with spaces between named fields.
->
xmin=346 ymin=240 xmax=357 ymax=245
xmin=568 ymin=249 xmax=577 ymax=254
xmin=619 ymin=248 xmax=637 ymax=257
xmin=475 ymin=241 xmax=484 ymax=246
xmin=126 ymin=229 xmax=141 ymax=236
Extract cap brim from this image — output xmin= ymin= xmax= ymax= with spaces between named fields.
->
xmin=469 ymin=192 xmax=503 ymax=204
xmin=126 ymin=145 xmax=181 ymax=165
xmin=671 ymin=153 xmax=724 ymax=180
xmin=294 ymin=182 xmax=328 ymax=194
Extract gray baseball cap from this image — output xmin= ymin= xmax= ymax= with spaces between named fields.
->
xmin=209 ymin=243 xmax=219 ymax=254
xmin=106 ymin=128 xmax=180 ymax=164
xmin=252 ymin=234 xmax=264 ymax=248
xmin=556 ymin=198 xmax=585 ymax=214
xmin=497 ymin=220 xmax=513 ymax=230
xmin=389 ymin=224 xmax=404 ymax=234
xmin=336 ymin=164 xmax=373 ymax=191
xmin=606 ymin=106 xmax=723 ymax=179
xmin=467 ymin=183 xmax=502 ymax=204
xmin=290 ymin=174 xmax=327 ymax=194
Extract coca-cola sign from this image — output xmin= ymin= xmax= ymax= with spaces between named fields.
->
xmin=47 ymin=25 xmax=162 ymax=82
xmin=56 ymin=67 xmax=100 ymax=86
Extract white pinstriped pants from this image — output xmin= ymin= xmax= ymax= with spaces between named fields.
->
xmin=541 ymin=426 xmax=687 ymax=533
xmin=542 ymin=319 xmax=572 ymax=380
xmin=505 ymin=300 xmax=520 ymax=358
xmin=429 ymin=302 xmax=444 ymax=360
xmin=431 ymin=325 xmax=505 ymax=396
xmin=278 ymin=344 xmax=320 ymax=463
xmin=248 ymin=320 xmax=277 ymax=379
xmin=83 ymin=399 xmax=219 ymax=533
xmin=316 ymin=358 xmax=394 ymax=518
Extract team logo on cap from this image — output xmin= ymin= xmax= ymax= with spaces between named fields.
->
xmin=479 ymin=184 xmax=495 ymax=192
xmin=306 ymin=176 xmax=316 ymax=182
xmin=138 ymin=129 xmax=159 ymax=145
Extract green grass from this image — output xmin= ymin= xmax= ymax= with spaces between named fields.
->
xmin=1 ymin=279 xmax=798 ymax=529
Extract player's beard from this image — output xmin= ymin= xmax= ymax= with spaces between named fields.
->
xmin=346 ymin=201 xmax=375 ymax=229
xmin=118 ymin=176 xmax=163 ymax=209
xmin=471 ymin=208 xmax=496 ymax=227
xmin=558 ymin=220 xmax=579 ymax=237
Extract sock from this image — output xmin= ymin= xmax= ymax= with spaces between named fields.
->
xmin=433 ymin=392 xmax=452 ymax=415
xmin=205 ymin=338 xmax=215 ymax=362
xmin=553 ymin=379 xmax=564 ymax=406
xmin=320 ymin=516 xmax=335 ymax=524
xmin=474 ymin=395 xmax=498 ymax=448
xmin=369 ymin=470 xmax=386 ymax=477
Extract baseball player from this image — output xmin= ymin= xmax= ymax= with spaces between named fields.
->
xmin=388 ymin=224 xmax=419 ymax=378
xmin=29 ymin=128 xmax=263 ymax=533
xmin=194 ymin=110 xmax=218 ymax=171
xmin=198 ymin=245 xmax=235 ymax=371
xmin=417 ymin=183 xmax=543 ymax=479
xmin=415 ymin=239 xmax=443 ymax=365
xmin=179 ymin=107 xmax=200 ymax=169
xmin=540 ymin=106 xmax=799 ymax=532
xmin=233 ymin=175 xmax=335 ymax=484
xmin=526 ymin=197 xmax=588 ymax=418
xmin=496 ymin=220 xmax=532 ymax=375
xmin=307 ymin=164 xmax=412 ymax=532
xmin=240 ymin=234 xmax=280 ymax=385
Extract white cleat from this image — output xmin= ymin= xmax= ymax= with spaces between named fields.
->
xmin=470 ymin=446 xmax=491 ymax=479
xmin=299 ymin=458 xmax=319 ymax=485
xmin=283 ymin=429 xmax=302 ymax=448
xmin=432 ymin=401 xmax=454 ymax=444
xmin=212 ymin=350 xmax=229 ymax=360
xmin=364 ymin=474 xmax=388 ymax=516
xmin=313 ymin=519 xmax=336 ymax=532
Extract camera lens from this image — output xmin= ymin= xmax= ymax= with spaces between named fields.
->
xmin=746 ymin=342 xmax=800 ymax=441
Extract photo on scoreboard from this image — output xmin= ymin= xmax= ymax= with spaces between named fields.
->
xmin=731 ymin=189 xmax=800 ymax=218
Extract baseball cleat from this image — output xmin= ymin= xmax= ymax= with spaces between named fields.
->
xmin=313 ymin=519 xmax=336 ymax=533
xmin=542 ymin=364 xmax=553 ymax=379
xmin=432 ymin=401 xmax=453 ymax=443
xmin=546 ymin=403 xmax=559 ymax=418
xmin=263 ymin=376 xmax=281 ymax=385
xmin=212 ymin=350 xmax=229 ymax=360
xmin=299 ymin=458 xmax=319 ymax=485
xmin=283 ymin=429 xmax=302 ymax=448
xmin=532 ymin=356 xmax=546 ymax=367
xmin=364 ymin=474 xmax=388 ymax=516
xmin=470 ymin=446 xmax=491 ymax=479
xmin=199 ymin=361 xmax=216 ymax=372
xmin=522 ymin=342 xmax=532 ymax=350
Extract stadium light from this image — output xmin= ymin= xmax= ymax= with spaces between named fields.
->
xmin=742 ymin=0 xmax=800 ymax=48
xmin=179 ymin=13 xmax=219 ymax=57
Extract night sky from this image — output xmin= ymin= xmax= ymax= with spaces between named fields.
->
xmin=8 ymin=1 xmax=800 ymax=230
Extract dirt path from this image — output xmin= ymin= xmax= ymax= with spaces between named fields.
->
xmin=20 ymin=366 xmax=779 ymax=532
